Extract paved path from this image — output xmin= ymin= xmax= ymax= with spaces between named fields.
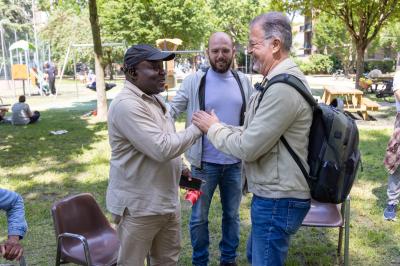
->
xmin=0 ymin=75 xmax=396 ymax=129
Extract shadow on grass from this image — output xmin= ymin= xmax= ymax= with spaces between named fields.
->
xmin=0 ymin=99 xmax=107 ymax=169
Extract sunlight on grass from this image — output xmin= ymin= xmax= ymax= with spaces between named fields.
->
xmin=1 ymin=104 xmax=400 ymax=265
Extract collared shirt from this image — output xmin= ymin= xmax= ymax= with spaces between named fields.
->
xmin=0 ymin=189 xmax=28 ymax=238
xmin=106 ymin=80 xmax=202 ymax=217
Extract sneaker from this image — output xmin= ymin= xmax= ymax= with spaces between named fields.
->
xmin=384 ymin=204 xmax=397 ymax=221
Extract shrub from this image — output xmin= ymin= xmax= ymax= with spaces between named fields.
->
xmin=364 ymin=60 xmax=395 ymax=73
xmin=294 ymin=54 xmax=334 ymax=75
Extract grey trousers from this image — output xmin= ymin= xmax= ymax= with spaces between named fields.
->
xmin=387 ymin=167 xmax=400 ymax=205
xmin=387 ymin=113 xmax=400 ymax=205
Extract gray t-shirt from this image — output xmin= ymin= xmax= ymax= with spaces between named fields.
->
xmin=202 ymin=68 xmax=242 ymax=164
xmin=11 ymin=102 xmax=31 ymax=125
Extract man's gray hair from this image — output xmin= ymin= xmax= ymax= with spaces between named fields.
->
xmin=251 ymin=12 xmax=292 ymax=52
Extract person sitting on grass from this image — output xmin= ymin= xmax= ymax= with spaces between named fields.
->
xmin=0 ymin=188 xmax=28 ymax=261
xmin=11 ymin=95 xmax=40 ymax=125
xmin=0 ymin=107 xmax=8 ymax=122
xmin=86 ymin=70 xmax=116 ymax=91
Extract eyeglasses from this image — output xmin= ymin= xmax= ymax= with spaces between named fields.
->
xmin=247 ymin=40 xmax=265 ymax=50
xmin=247 ymin=36 xmax=273 ymax=50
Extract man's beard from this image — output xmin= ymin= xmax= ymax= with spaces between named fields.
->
xmin=210 ymin=58 xmax=232 ymax=73
xmin=252 ymin=58 xmax=261 ymax=73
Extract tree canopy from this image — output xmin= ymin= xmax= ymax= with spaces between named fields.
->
xmin=274 ymin=0 xmax=400 ymax=87
xmin=99 ymin=0 xmax=213 ymax=50
xmin=0 ymin=0 xmax=32 ymax=43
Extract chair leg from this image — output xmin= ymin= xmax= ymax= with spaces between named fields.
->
xmin=344 ymin=198 xmax=351 ymax=266
xmin=338 ymin=226 xmax=343 ymax=256
xmin=55 ymin=239 xmax=62 ymax=266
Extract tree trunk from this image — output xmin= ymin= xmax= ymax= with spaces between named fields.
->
xmin=88 ymin=0 xmax=107 ymax=122
xmin=355 ymin=44 xmax=366 ymax=89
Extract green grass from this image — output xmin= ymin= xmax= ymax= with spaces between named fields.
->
xmin=1 ymin=100 xmax=400 ymax=265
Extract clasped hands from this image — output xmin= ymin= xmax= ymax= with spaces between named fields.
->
xmin=192 ymin=110 xmax=220 ymax=133
xmin=0 ymin=235 xmax=23 ymax=261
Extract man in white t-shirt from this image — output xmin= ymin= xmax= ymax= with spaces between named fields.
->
xmin=384 ymin=67 xmax=400 ymax=221
xmin=11 ymin=96 xmax=40 ymax=125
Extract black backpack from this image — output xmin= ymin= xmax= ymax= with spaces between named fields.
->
xmin=255 ymin=73 xmax=361 ymax=203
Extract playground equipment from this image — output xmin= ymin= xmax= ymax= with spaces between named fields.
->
xmin=156 ymin=38 xmax=182 ymax=89
xmin=9 ymin=40 xmax=37 ymax=96
xmin=59 ymin=42 xmax=124 ymax=97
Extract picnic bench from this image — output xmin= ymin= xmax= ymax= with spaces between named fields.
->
xmin=321 ymin=86 xmax=380 ymax=120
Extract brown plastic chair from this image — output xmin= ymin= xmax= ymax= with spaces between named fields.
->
xmin=302 ymin=196 xmax=350 ymax=266
xmin=51 ymin=193 xmax=120 ymax=266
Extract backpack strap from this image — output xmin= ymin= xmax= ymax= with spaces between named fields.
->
xmin=231 ymin=69 xmax=246 ymax=126
xmin=254 ymin=73 xmax=316 ymax=180
xmin=255 ymin=73 xmax=317 ymax=112
xmin=199 ymin=68 xmax=247 ymax=126
xmin=198 ymin=68 xmax=209 ymax=111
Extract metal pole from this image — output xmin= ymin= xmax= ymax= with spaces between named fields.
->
xmin=48 ymin=43 xmax=51 ymax=62
xmin=0 ymin=23 xmax=8 ymax=80
xmin=73 ymin=50 xmax=78 ymax=98
xmin=10 ymin=44 xmax=16 ymax=97
xmin=59 ymin=43 xmax=71 ymax=81
xmin=25 ymin=50 xmax=31 ymax=96
xmin=32 ymin=0 xmax=39 ymax=68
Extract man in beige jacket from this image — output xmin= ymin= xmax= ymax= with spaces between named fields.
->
xmin=193 ymin=12 xmax=312 ymax=265
xmin=107 ymin=44 xmax=202 ymax=265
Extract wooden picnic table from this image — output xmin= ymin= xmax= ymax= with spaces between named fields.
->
xmin=321 ymin=86 xmax=379 ymax=120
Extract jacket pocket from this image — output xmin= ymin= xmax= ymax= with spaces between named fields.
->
xmin=247 ymin=145 xmax=279 ymax=185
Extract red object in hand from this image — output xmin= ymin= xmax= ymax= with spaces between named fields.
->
xmin=184 ymin=190 xmax=202 ymax=206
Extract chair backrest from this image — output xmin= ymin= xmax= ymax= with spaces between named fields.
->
xmin=51 ymin=193 xmax=112 ymax=237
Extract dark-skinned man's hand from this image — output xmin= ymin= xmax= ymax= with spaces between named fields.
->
xmin=0 ymin=235 xmax=23 ymax=261
xmin=182 ymin=167 xmax=193 ymax=181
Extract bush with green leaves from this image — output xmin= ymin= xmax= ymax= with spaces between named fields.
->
xmin=294 ymin=54 xmax=334 ymax=75
xmin=364 ymin=60 xmax=395 ymax=73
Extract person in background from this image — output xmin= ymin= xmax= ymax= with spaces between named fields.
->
xmin=44 ymin=61 xmax=57 ymax=95
xmin=0 ymin=188 xmax=28 ymax=261
xmin=11 ymin=95 xmax=40 ymax=125
xmin=0 ymin=106 xmax=8 ymax=122
xmin=383 ymin=66 xmax=400 ymax=221
xmin=168 ymin=32 xmax=253 ymax=266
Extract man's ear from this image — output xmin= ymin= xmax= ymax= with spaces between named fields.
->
xmin=272 ymin=38 xmax=282 ymax=54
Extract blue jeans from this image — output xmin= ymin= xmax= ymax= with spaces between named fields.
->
xmin=190 ymin=162 xmax=242 ymax=266
xmin=246 ymin=195 xmax=311 ymax=266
